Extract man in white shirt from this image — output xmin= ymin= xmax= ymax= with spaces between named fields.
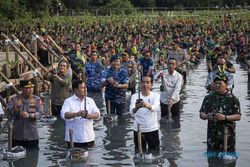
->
xmin=158 ymin=57 xmax=183 ymax=119
xmin=61 ymin=80 xmax=100 ymax=149
xmin=130 ymin=76 xmax=160 ymax=155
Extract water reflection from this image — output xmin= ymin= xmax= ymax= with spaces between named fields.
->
xmin=1 ymin=60 xmax=250 ymax=167
xmin=103 ymin=117 xmax=130 ymax=163
xmin=12 ymin=148 xmax=39 ymax=167
xmin=160 ymin=115 xmax=181 ymax=167
xmin=207 ymin=157 xmax=237 ymax=167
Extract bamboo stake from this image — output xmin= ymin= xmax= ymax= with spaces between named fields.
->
xmin=138 ymin=70 xmax=141 ymax=100
xmin=1 ymin=33 xmax=49 ymax=87
xmin=160 ymin=76 xmax=164 ymax=91
xmin=8 ymin=121 xmax=13 ymax=151
xmin=12 ymin=35 xmax=49 ymax=73
xmin=0 ymin=71 xmax=20 ymax=94
xmin=32 ymin=32 xmax=60 ymax=59
xmin=224 ymin=126 xmax=228 ymax=153
xmin=47 ymin=35 xmax=63 ymax=54
xmin=69 ymin=129 xmax=74 ymax=148
xmin=137 ymin=124 xmax=143 ymax=157
xmin=13 ymin=39 xmax=20 ymax=76
xmin=107 ymin=100 xmax=111 ymax=114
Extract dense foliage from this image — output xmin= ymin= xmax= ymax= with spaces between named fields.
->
xmin=0 ymin=0 xmax=249 ymax=20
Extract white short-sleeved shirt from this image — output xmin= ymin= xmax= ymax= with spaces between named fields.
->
xmin=129 ymin=91 xmax=160 ymax=133
xmin=61 ymin=94 xmax=100 ymax=143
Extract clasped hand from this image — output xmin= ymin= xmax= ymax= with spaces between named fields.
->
xmin=135 ymin=99 xmax=150 ymax=110
xmin=207 ymin=113 xmax=225 ymax=121
xmin=20 ymin=111 xmax=29 ymax=118
xmin=77 ymin=110 xmax=88 ymax=118
xmin=107 ymin=77 xmax=119 ymax=88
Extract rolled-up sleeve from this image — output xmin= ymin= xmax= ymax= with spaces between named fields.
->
xmin=101 ymin=70 xmax=107 ymax=82
xmin=151 ymin=93 xmax=160 ymax=112
xmin=60 ymin=99 xmax=72 ymax=121
xmin=89 ymin=98 xmax=101 ymax=120
xmin=171 ymin=74 xmax=183 ymax=101
xmin=129 ymin=94 xmax=137 ymax=116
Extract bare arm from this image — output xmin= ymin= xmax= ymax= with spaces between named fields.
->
xmin=86 ymin=112 xmax=99 ymax=120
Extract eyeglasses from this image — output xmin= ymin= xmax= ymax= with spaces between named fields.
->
xmin=217 ymin=63 xmax=225 ymax=65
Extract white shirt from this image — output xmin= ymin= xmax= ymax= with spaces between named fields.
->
xmin=129 ymin=91 xmax=160 ymax=133
xmin=0 ymin=102 xmax=4 ymax=115
xmin=160 ymin=69 xmax=183 ymax=104
xmin=61 ymin=94 xmax=100 ymax=143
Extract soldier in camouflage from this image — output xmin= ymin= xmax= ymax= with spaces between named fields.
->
xmin=200 ymin=75 xmax=241 ymax=154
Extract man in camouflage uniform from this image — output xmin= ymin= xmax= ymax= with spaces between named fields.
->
xmin=200 ymin=75 xmax=241 ymax=154
xmin=101 ymin=54 xmax=129 ymax=116
xmin=68 ymin=43 xmax=86 ymax=80
xmin=121 ymin=52 xmax=137 ymax=95
xmin=7 ymin=80 xmax=43 ymax=148
xmin=85 ymin=50 xmax=104 ymax=92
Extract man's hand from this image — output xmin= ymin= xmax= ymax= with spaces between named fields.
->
xmin=214 ymin=113 xmax=226 ymax=121
xmin=77 ymin=110 xmax=88 ymax=118
xmin=168 ymin=98 xmax=174 ymax=109
xmin=207 ymin=113 xmax=214 ymax=120
xmin=107 ymin=77 xmax=116 ymax=85
xmin=142 ymin=102 xmax=152 ymax=110
xmin=135 ymin=99 xmax=143 ymax=109
xmin=20 ymin=111 xmax=29 ymax=118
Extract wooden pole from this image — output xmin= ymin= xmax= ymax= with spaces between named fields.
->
xmin=107 ymin=100 xmax=111 ymax=114
xmin=8 ymin=121 xmax=13 ymax=151
xmin=69 ymin=129 xmax=74 ymax=148
xmin=13 ymin=39 xmax=20 ymax=77
xmin=137 ymin=124 xmax=143 ymax=157
xmin=160 ymin=76 xmax=164 ymax=91
xmin=138 ymin=70 xmax=141 ymax=100
xmin=32 ymin=32 xmax=60 ymax=59
xmin=12 ymin=35 xmax=49 ymax=74
xmin=33 ymin=34 xmax=38 ymax=68
xmin=0 ymin=71 xmax=20 ymax=94
xmin=224 ymin=126 xmax=228 ymax=153
xmin=1 ymin=33 xmax=49 ymax=87
xmin=4 ymin=40 xmax=11 ymax=78
xmin=47 ymin=35 xmax=63 ymax=54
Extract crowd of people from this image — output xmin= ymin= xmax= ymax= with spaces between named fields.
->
xmin=0 ymin=13 xmax=249 ymax=164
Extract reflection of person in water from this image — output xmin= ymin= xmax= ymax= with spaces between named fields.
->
xmin=103 ymin=117 xmax=128 ymax=160
xmin=13 ymin=148 xmax=39 ymax=167
xmin=160 ymin=114 xmax=181 ymax=166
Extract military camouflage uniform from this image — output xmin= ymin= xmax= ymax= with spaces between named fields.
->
xmin=101 ymin=67 xmax=129 ymax=116
xmin=199 ymin=92 xmax=241 ymax=152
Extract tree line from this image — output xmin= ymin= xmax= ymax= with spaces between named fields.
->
xmin=0 ymin=0 xmax=250 ymax=20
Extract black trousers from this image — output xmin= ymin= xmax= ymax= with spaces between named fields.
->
xmin=133 ymin=130 xmax=160 ymax=155
xmin=67 ymin=141 xmax=95 ymax=149
xmin=12 ymin=139 xmax=39 ymax=149
xmin=105 ymin=100 xmax=126 ymax=116
xmin=51 ymin=104 xmax=62 ymax=116
xmin=160 ymin=101 xmax=180 ymax=118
